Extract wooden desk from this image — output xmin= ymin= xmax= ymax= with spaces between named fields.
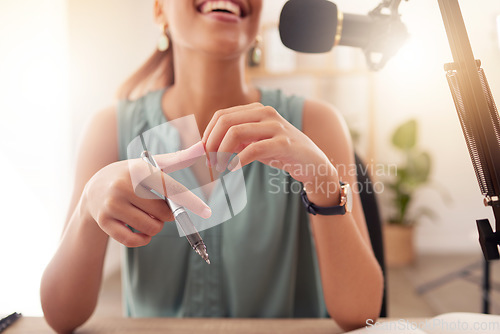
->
xmin=6 ymin=317 xmax=345 ymax=334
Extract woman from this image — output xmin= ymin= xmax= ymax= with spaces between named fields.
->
xmin=40 ymin=0 xmax=383 ymax=332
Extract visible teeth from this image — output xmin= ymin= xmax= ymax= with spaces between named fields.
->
xmin=201 ymin=1 xmax=241 ymax=17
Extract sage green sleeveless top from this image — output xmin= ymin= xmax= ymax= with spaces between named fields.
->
xmin=117 ymin=87 xmax=326 ymax=318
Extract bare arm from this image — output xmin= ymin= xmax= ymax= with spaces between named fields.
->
xmin=40 ymin=106 xmax=212 ymax=333
xmin=202 ymin=100 xmax=383 ymax=331
xmin=40 ymin=107 xmax=119 ymax=333
xmin=302 ymin=99 xmax=383 ymax=331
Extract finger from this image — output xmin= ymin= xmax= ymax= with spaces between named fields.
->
xmin=154 ymin=141 xmax=205 ymax=174
xmin=202 ymin=103 xmax=263 ymax=147
xmin=129 ymin=195 xmax=174 ymax=223
xmin=139 ymin=170 xmax=212 ymax=219
xmin=216 ymin=122 xmax=277 ymax=172
xmin=202 ymin=103 xmax=262 ymax=143
xmin=100 ymin=218 xmax=152 ymax=248
xmin=204 ymin=106 xmax=267 ymax=154
xmin=227 ymin=138 xmax=279 ymax=171
xmin=112 ymin=202 xmax=165 ymax=237
xmin=129 ymin=142 xmax=205 ymax=200
xmin=204 ymin=108 xmax=267 ymax=168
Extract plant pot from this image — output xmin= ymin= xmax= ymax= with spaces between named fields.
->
xmin=383 ymin=224 xmax=416 ymax=267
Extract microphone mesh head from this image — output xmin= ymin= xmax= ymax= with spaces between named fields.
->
xmin=279 ymin=0 xmax=338 ymax=53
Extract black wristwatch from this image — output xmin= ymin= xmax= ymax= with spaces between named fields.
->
xmin=300 ymin=182 xmax=353 ymax=215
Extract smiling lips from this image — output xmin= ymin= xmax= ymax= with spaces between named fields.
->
xmin=198 ymin=1 xmax=245 ymax=18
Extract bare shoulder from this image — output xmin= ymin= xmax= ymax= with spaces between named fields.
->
xmin=87 ymin=105 xmax=118 ymax=135
xmin=80 ymin=105 xmax=119 ymax=163
xmin=302 ymin=98 xmax=353 ymax=164
xmin=93 ymin=105 xmax=117 ymax=124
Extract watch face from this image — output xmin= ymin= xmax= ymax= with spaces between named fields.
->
xmin=345 ymin=184 xmax=353 ymax=213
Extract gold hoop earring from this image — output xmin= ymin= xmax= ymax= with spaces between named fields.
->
xmin=158 ymin=24 xmax=170 ymax=52
xmin=248 ymin=35 xmax=262 ymax=67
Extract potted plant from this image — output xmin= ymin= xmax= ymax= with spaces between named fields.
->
xmin=383 ymin=119 xmax=434 ymax=267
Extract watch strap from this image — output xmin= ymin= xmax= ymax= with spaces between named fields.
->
xmin=300 ymin=182 xmax=347 ymax=216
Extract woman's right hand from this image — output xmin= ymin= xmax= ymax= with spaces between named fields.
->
xmin=82 ymin=141 xmax=211 ymax=247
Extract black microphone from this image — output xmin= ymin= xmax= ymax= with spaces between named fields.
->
xmin=279 ymin=0 xmax=409 ymax=70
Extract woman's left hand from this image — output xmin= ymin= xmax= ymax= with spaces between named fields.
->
xmin=204 ymin=102 xmax=384 ymax=328
xmin=202 ymin=103 xmax=338 ymax=188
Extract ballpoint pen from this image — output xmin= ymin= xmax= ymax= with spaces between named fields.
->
xmin=0 ymin=312 xmax=22 ymax=333
xmin=139 ymin=134 xmax=210 ymax=264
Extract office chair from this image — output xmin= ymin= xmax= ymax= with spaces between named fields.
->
xmin=355 ymin=153 xmax=388 ymax=317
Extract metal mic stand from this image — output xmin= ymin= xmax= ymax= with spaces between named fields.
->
xmin=416 ymin=0 xmax=500 ymax=314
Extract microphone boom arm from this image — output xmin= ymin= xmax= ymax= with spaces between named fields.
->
xmin=438 ymin=0 xmax=500 ymax=260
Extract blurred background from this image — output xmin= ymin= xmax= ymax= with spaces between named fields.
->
xmin=1 ymin=0 xmax=500 ymax=319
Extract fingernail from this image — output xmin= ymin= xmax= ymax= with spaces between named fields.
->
xmin=190 ymin=141 xmax=205 ymax=157
xmin=227 ymin=156 xmax=239 ymax=171
xmin=227 ymin=161 xmax=236 ymax=171
xmin=201 ymin=207 xmax=212 ymax=219
xmin=216 ymin=163 xmax=225 ymax=173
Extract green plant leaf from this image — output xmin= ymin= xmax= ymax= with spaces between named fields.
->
xmin=392 ymin=119 xmax=417 ymax=150
xmin=394 ymin=192 xmax=411 ymax=224
xmin=406 ymin=151 xmax=432 ymax=186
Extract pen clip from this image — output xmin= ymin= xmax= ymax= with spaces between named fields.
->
xmin=141 ymin=150 xmax=158 ymax=173
xmin=139 ymin=133 xmax=161 ymax=175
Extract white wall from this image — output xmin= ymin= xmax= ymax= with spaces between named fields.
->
xmin=0 ymin=0 xmax=70 ymax=316
xmin=67 ymin=0 xmax=158 ymax=148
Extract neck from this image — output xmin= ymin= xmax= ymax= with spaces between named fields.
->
xmin=163 ymin=47 xmax=260 ymax=133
